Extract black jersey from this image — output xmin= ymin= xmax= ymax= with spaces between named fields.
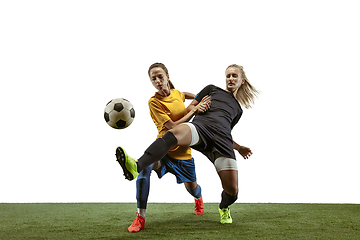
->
xmin=191 ymin=84 xmax=243 ymax=163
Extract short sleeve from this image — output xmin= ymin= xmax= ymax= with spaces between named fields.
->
xmin=195 ymin=85 xmax=214 ymax=102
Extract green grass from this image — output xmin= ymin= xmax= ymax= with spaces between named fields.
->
xmin=0 ymin=203 xmax=359 ymax=239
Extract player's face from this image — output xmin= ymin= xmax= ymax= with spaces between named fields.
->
xmin=149 ymin=67 xmax=170 ymax=96
xmin=225 ymin=67 xmax=244 ymax=93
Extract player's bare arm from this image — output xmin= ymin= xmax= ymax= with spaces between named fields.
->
xmin=187 ymin=96 xmax=211 ymax=113
xmin=164 ymin=96 xmax=211 ymax=130
xmin=233 ymin=141 xmax=253 ymax=159
xmin=183 ymin=92 xmax=195 ymax=99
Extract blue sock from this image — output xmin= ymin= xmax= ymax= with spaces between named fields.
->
xmin=186 ymin=184 xmax=202 ymax=199
xmin=136 ymin=164 xmax=152 ymax=209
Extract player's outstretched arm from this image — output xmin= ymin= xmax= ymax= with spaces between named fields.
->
xmin=233 ymin=141 xmax=253 ymax=159
xmin=183 ymin=92 xmax=195 ymax=99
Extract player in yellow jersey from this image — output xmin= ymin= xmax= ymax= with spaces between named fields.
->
xmin=126 ymin=63 xmax=207 ymax=233
xmin=117 ymin=63 xmax=255 ymax=225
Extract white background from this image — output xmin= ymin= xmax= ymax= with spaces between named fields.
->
xmin=1 ymin=0 xmax=359 ymax=204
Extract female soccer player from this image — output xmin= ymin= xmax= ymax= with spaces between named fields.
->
xmin=126 ymin=63 xmax=208 ymax=233
xmin=117 ymin=64 xmax=257 ymax=224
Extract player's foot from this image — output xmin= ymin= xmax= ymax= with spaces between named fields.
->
xmin=194 ymin=195 xmax=204 ymax=215
xmin=115 ymin=146 xmax=139 ymax=180
xmin=128 ymin=213 xmax=145 ymax=233
xmin=218 ymin=208 xmax=232 ymax=224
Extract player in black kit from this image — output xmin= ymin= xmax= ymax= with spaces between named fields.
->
xmin=116 ymin=64 xmax=259 ymax=223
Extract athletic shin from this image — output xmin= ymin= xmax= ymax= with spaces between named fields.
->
xmin=186 ymin=184 xmax=202 ymax=199
xmin=219 ymin=190 xmax=238 ymax=209
xmin=136 ymin=164 xmax=152 ymax=209
xmin=137 ymin=131 xmax=178 ymax=172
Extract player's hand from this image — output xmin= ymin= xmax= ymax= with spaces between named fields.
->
xmin=195 ymin=96 xmax=211 ymax=113
xmin=236 ymin=145 xmax=253 ymax=159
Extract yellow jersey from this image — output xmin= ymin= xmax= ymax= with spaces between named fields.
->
xmin=148 ymin=89 xmax=192 ymax=160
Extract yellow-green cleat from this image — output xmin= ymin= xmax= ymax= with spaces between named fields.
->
xmin=116 ymin=147 xmax=139 ymax=180
xmin=219 ymin=208 xmax=232 ymax=224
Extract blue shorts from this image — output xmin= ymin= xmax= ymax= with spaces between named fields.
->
xmin=154 ymin=155 xmax=197 ymax=184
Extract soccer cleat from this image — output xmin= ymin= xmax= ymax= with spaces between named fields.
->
xmin=128 ymin=213 xmax=145 ymax=233
xmin=194 ymin=196 xmax=204 ymax=215
xmin=115 ymin=146 xmax=139 ymax=180
xmin=218 ymin=208 xmax=232 ymax=224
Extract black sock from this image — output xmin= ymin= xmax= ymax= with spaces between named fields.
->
xmin=219 ymin=190 xmax=238 ymax=209
xmin=137 ymin=131 xmax=178 ymax=172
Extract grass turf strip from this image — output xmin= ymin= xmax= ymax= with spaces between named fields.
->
xmin=0 ymin=203 xmax=359 ymax=239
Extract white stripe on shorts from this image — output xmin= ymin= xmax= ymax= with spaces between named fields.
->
xmin=181 ymin=123 xmax=200 ymax=146
xmin=214 ymin=157 xmax=238 ymax=172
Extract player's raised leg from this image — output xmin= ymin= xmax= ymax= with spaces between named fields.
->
xmin=115 ymin=146 xmax=139 ymax=180
xmin=116 ymin=124 xmax=193 ymax=181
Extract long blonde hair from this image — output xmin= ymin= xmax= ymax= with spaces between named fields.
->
xmin=226 ymin=64 xmax=259 ymax=109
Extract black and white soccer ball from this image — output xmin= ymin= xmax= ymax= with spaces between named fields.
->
xmin=104 ymin=98 xmax=135 ymax=129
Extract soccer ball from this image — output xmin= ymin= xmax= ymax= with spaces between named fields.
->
xmin=104 ymin=98 xmax=135 ymax=129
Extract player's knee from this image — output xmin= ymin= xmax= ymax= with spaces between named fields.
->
xmin=225 ymin=185 xmax=238 ymax=196
xmin=137 ymin=164 xmax=152 ymax=179
xmin=229 ymin=189 xmax=238 ymax=197
xmin=169 ymin=125 xmax=192 ymax=145
xmin=184 ymin=181 xmax=197 ymax=191
xmin=152 ymin=161 xmax=161 ymax=170
xmin=168 ymin=127 xmax=181 ymax=138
